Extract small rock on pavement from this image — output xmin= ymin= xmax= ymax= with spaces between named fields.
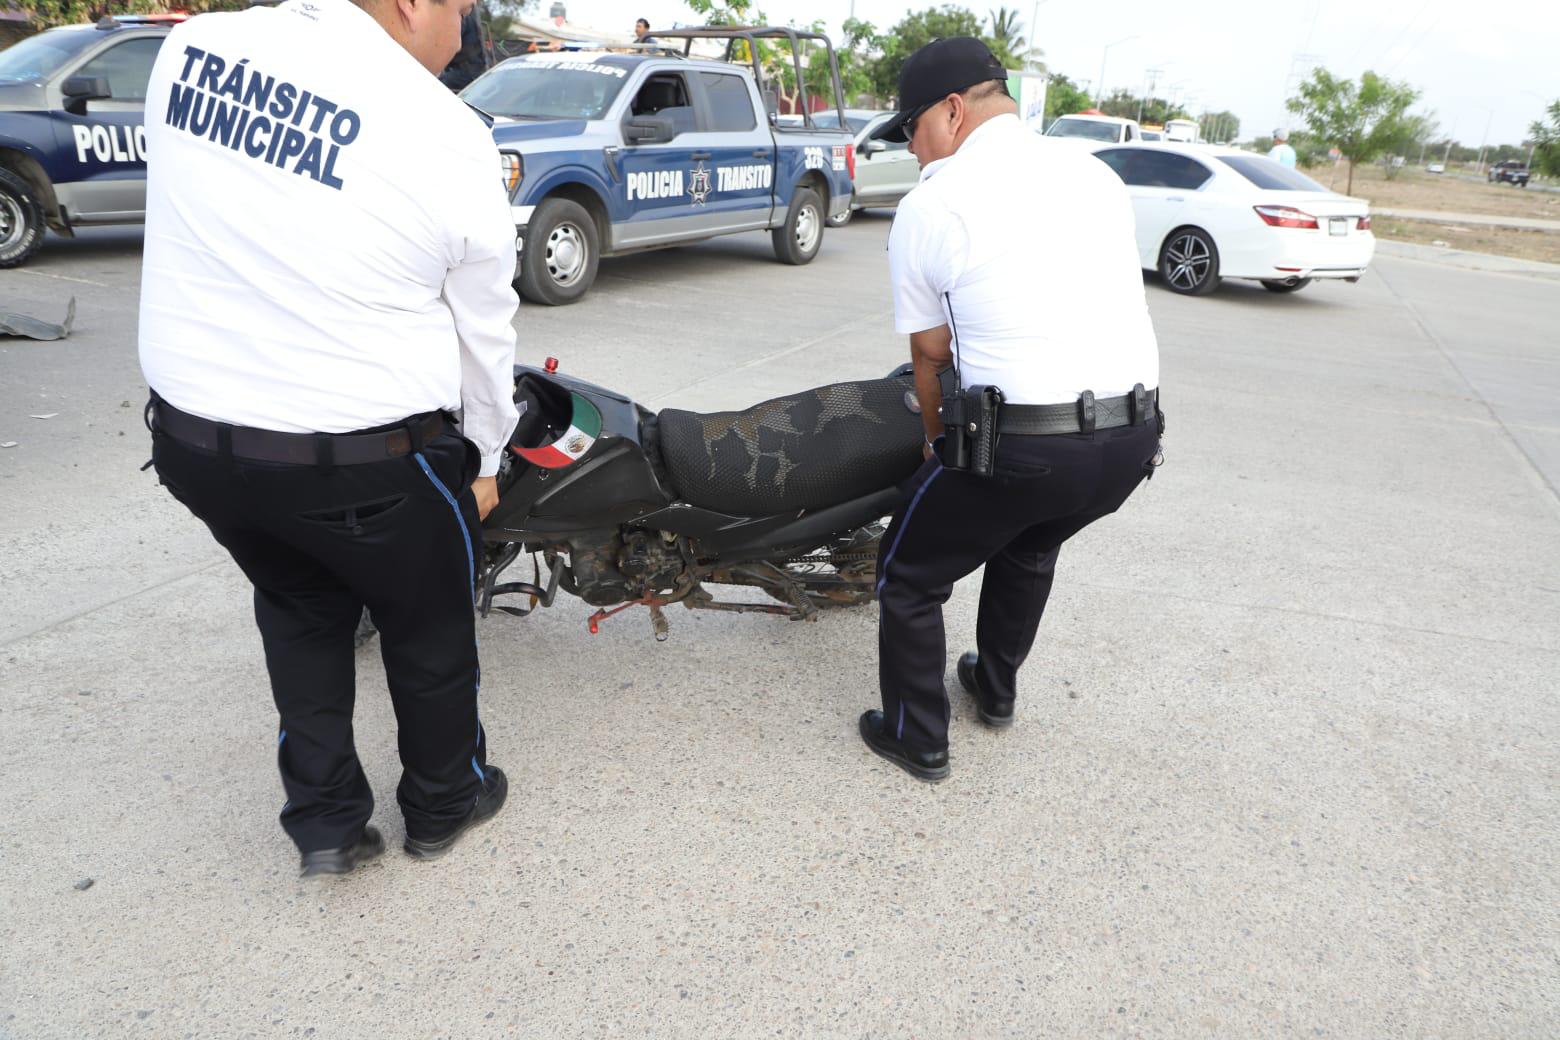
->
xmin=74 ymin=878 xmax=95 ymax=891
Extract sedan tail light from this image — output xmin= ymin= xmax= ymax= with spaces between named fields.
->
xmin=1357 ymin=215 xmax=1372 ymax=231
xmin=1253 ymin=205 xmax=1319 ymax=229
xmin=846 ymin=144 xmax=856 ymax=182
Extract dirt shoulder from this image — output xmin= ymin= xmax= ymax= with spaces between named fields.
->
xmin=1305 ymin=162 xmax=1560 ymax=220
xmin=1296 ymin=163 xmax=1560 ymax=264
xmin=1371 ymin=216 xmax=1560 ymax=265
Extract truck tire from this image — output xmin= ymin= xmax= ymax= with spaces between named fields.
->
xmin=0 ymin=167 xmax=46 ymax=269
xmin=772 ymin=186 xmax=824 ymax=265
xmin=518 ymin=197 xmax=599 ymax=306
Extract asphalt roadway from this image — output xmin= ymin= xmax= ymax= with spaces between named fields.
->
xmin=2 ymin=218 xmax=1557 ymax=1039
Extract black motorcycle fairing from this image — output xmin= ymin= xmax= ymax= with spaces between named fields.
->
xmin=483 ymin=366 xmax=669 ymax=541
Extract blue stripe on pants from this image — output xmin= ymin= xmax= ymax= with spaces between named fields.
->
xmin=413 ymin=452 xmax=484 ymax=784
xmin=876 ymin=462 xmax=943 ymax=741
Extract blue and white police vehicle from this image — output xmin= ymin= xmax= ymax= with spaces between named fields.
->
xmin=0 ymin=14 xmax=179 ymax=267
xmin=464 ymin=27 xmax=858 ymax=305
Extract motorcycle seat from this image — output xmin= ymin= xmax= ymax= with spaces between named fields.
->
xmin=655 ymin=374 xmax=926 ymax=516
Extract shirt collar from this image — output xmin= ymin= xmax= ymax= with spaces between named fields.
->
xmin=917 ymin=112 xmax=1022 ymax=183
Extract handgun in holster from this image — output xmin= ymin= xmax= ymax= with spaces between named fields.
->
xmin=938 ymin=384 xmax=1003 ymax=477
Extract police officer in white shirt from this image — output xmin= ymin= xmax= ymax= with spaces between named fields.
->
xmin=858 ymin=38 xmax=1162 ymax=782
xmin=1269 ymin=127 xmax=1298 ymax=168
xmin=140 ymin=0 xmax=517 ymax=874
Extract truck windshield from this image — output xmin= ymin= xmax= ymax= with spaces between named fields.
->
xmin=0 ymin=28 xmax=98 ymax=83
xmin=1046 ymin=119 xmax=1121 ymax=142
xmin=462 ymin=61 xmax=630 ymax=120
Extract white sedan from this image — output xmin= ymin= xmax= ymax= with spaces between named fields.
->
xmin=1088 ymin=142 xmax=1375 ymax=295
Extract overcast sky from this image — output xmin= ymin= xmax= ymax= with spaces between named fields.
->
xmin=546 ymin=0 xmax=1558 ymax=146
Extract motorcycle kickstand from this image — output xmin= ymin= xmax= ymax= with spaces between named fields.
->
xmin=647 ymin=604 xmax=670 ymax=642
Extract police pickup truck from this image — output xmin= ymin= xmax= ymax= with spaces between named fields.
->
xmin=463 ymin=27 xmax=857 ymax=305
xmin=0 ymin=14 xmax=179 ymax=267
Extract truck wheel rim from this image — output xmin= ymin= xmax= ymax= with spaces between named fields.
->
xmin=795 ymin=204 xmax=820 ymax=253
xmin=1164 ymin=233 xmax=1210 ymax=290
xmin=0 ymin=194 xmax=23 ymax=251
xmin=546 ymin=222 xmax=587 ymax=287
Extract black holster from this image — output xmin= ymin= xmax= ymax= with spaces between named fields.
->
xmin=938 ymin=384 xmax=1003 ymax=477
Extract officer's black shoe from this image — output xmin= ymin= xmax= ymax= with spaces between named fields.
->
xmin=858 ymin=710 xmax=950 ymax=782
xmin=403 ymin=765 xmax=509 ymax=861
xmin=299 ymin=824 xmax=386 ymax=878
xmin=958 ymin=652 xmax=1015 ymax=728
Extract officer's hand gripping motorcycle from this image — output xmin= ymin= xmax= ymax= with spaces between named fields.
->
xmin=472 ymin=359 xmax=931 ymax=640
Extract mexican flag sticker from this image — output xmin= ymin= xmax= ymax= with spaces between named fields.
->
xmin=511 ymin=392 xmax=602 ymax=469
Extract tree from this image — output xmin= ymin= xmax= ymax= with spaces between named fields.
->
xmin=16 ymin=0 xmax=247 ymax=27
xmin=1285 ymin=67 xmax=1421 ymax=194
xmin=1043 ymin=72 xmax=1090 ymax=125
xmin=865 ymin=6 xmax=984 ymax=101
xmin=985 ymin=6 xmax=1026 ymax=70
xmin=683 ymin=0 xmax=759 ymax=26
xmin=1530 ymin=100 xmax=1560 ymax=178
xmin=1198 ymin=110 xmax=1239 ymax=143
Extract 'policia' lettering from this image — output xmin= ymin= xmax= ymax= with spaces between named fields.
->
xmin=166 ymin=46 xmax=361 ymax=190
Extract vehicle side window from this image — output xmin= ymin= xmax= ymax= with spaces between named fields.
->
xmin=1094 ymin=148 xmax=1134 ymax=181
xmin=699 ymin=72 xmax=755 ymax=132
xmin=630 ymin=72 xmax=695 ymax=134
xmin=1101 ymin=150 xmax=1212 ymax=190
xmin=74 ymin=36 xmax=162 ymax=101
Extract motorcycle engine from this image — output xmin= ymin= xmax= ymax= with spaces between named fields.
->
xmin=562 ymin=530 xmax=685 ymax=606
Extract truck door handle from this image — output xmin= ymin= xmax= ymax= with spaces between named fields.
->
xmin=690 ymin=151 xmax=712 ymax=160
xmin=752 ymin=149 xmax=770 ymax=158
xmin=1167 ymin=196 xmax=1185 ymax=202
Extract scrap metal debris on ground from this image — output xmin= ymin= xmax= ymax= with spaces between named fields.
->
xmin=0 ymin=297 xmax=75 ymax=340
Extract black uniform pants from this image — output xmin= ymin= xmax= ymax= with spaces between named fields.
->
xmin=876 ymin=422 xmax=1158 ymax=753
xmin=152 ymin=424 xmax=487 ymax=853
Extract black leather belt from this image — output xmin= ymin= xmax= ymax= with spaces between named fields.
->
xmin=151 ymin=397 xmax=450 ymax=466
xmin=998 ymin=387 xmax=1157 ymax=436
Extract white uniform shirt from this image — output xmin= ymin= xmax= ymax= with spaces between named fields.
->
xmin=1268 ymin=142 xmax=1297 ymax=168
xmin=888 ymin=114 xmax=1158 ymax=405
xmin=138 ymin=0 xmax=519 ymax=476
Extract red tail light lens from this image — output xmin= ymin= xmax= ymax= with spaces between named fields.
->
xmin=1253 ymin=205 xmax=1319 ymax=229
xmin=1357 ymin=215 xmax=1372 ymax=231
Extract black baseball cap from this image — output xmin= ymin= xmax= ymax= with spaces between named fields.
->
xmin=871 ymin=37 xmax=1009 ymax=143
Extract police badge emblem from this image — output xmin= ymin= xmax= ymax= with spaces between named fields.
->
xmin=687 ymin=162 xmax=712 ymax=206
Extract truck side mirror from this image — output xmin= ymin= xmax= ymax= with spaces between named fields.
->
xmin=61 ymin=76 xmax=112 ymax=112
xmin=624 ymin=114 xmax=674 ymax=145
xmin=861 ymin=139 xmax=887 ymax=155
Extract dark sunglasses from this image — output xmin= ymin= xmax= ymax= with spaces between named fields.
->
xmin=902 ymin=100 xmax=941 ymax=140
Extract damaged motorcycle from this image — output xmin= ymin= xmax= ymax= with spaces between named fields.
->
xmin=477 ymin=359 xmax=929 ymax=639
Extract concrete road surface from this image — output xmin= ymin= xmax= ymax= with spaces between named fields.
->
xmin=2 ymin=221 xmax=1557 ymax=1038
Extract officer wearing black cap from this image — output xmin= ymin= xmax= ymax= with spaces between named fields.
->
xmin=858 ymin=38 xmax=1162 ymax=782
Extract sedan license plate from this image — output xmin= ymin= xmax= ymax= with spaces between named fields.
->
xmin=1329 ymin=217 xmax=1350 ymax=237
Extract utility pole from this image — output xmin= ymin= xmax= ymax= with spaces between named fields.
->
xmin=1138 ymin=65 xmax=1163 ymax=124
xmin=1094 ymin=36 xmax=1137 ymax=108
xmin=1475 ymin=107 xmax=1493 ymax=174
xmin=1441 ymin=114 xmax=1458 ymax=167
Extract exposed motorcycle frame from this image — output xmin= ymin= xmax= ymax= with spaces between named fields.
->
xmin=478 ymin=364 xmax=921 ymax=639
